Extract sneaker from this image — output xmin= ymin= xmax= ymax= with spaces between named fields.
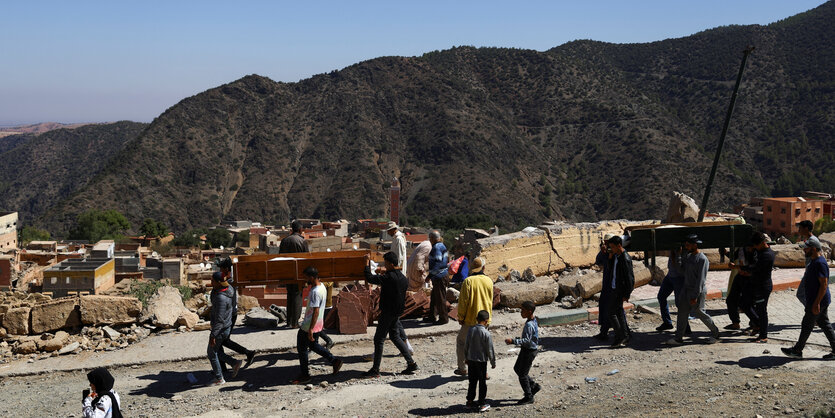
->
xmin=453 ymin=369 xmax=468 ymax=377
xmin=592 ymin=333 xmax=608 ymax=341
xmin=325 ymin=340 xmax=335 ymax=350
xmin=664 ymin=338 xmax=683 ymax=346
xmin=291 ymin=374 xmax=311 ymax=385
xmin=362 ymin=353 xmax=374 ymax=362
xmin=362 ymin=368 xmax=381 ymax=378
xmin=243 ymin=351 xmax=255 ymax=369
xmin=822 ymin=352 xmax=834 ymax=360
xmin=532 ymin=383 xmax=542 ymax=396
xmin=656 ymin=323 xmax=674 ymax=331
xmin=231 ymin=359 xmax=243 ymax=379
xmin=332 ymin=358 xmax=343 ymax=374
xmin=705 ymin=337 xmax=719 ymax=345
xmin=209 ymin=377 xmax=226 ymax=386
xmin=406 ymin=339 xmax=414 ymax=355
xmin=479 ymin=404 xmax=491 ymax=412
xmin=781 ymin=347 xmax=802 ymax=359
xmin=723 ymin=323 xmax=740 ymax=330
xmin=401 ymin=362 xmax=419 ymax=375
xmin=517 ymin=396 xmax=534 ymax=405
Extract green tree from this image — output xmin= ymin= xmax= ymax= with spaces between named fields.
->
xmin=172 ymin=229 xmax=204 ymax=248
xmin=236 ymin=230 xmax=250 ymax=244
xmin=206 ymin=228 xmax=232 ymax=248
xmin=18 ymin=226 xmax=51 ymax=245
xmin=68 ymin=209 xmax=131 ymax=242
xmin=140 ymin=218 xmax=168 ymax=238
xmin=814 ymin=216 xmax=835 ymax=236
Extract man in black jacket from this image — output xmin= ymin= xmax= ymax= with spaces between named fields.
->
xmin=363 ymin=252 xmax=420 ymax=377
xmin=280 ymin=220 xmax=310 ymax=328
xmin=734 ymin=232 xmax=775 ymax=342
xmin=606 ymin=235 xmax=635 ymax=348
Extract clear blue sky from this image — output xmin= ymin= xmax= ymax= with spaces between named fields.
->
xmin=0 ymin=0 xmax=826 ymax=125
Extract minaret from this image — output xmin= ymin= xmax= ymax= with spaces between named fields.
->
xmin=390 ymin=177 xmax=400 ymax=225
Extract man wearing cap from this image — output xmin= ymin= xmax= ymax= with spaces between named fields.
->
xmin=592 ymin=235 xmax=614 ymax=341
xmin=424 ymin=230 xmax=449 ymax=325
xmin=456 ymin=256 xmax=494 ymax=375
xmin=781 ymin=238 xmax=835 ymax=360
xmin=668 ymin=235 xmax=719 ymax=345
xmin=606 ymin=235 xmax=634 ymax=348
xmin=387 ymin=221 xmax=407 ymax=273
xmin=734 ymin=232 xmax=775 ymax=342
xmin=280 ymin=220 xmax=310 ymax=328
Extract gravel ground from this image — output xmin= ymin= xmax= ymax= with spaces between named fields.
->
xmin=3 ymin=310 xmax=835 ymax=417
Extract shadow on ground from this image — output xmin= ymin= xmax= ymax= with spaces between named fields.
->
xmin=409 ymin=398 xmax=521 ymax=416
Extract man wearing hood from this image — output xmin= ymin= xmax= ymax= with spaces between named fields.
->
xmin=207 ymin=264 xmax=244 ymax=385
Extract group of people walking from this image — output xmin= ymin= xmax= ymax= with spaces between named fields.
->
xmin=592 ymin=220 xmax=834 ymax=360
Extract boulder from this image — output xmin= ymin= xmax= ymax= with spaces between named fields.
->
xmin=184 ymin=294 xmax=207 ymax=311
xmin=3 ymin=306 xmax=31 ymax=335
xmin=176 ymin=310 xmax=199 ymax=329
xmin=666 ymin=191 xmax=699 ymax=223
xmin=30 ymin=297 xmax=80 ymax=334
xmin=571 ymin=261 xmax=666 ymax=300
xmin=446 ymin=287 xmax=460 ymax=303
xmin=80 ymin=295 xmax=142 ymax=325
xmin=139 ymin=286 xmax=188 ymax=328
xmin=243 ymin=308 xmax=279 ymax=329
xmin=496 ymin=277 xmax=558 ymax=308
xmin=37 ymin=331 xmax=69 ymax=352
xmin=520 ymin=267 xmax=536 ymax=283
xmin=0 ymin=327 xmax=6 ymax=339
xmin=14 ymin=340 xmax=37 ymax=354
xmin=238 ymin=294 xmax=260 ymax=314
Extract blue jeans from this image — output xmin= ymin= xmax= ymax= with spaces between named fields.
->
xmin=297 ymin=329 xmax=335 ymax=376
xmin=657 ymin=274 xmax=684 ymax=325
xmin=208 ymin=329 xmax=236 ymax=380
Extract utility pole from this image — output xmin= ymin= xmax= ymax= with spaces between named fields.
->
xmin=698 ymin=46 xmax=755 ymax=222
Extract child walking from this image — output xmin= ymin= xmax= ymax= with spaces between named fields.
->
xmin=505 ymin=300 xmax=540 ymax=404
xmin=464 ymin=310 xmax=495 ymax=412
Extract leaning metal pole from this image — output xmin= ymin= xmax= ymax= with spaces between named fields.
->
xmin=698 ymin=46 xmax=755 ymax=222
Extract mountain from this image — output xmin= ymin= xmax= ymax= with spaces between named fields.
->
xmin=0 ymin=122 xmax=91 ymax=138
xmin=27 ymin=2 xmax=835 ymax=235
xmin=0 ymin=122 xmax=147 ymax=223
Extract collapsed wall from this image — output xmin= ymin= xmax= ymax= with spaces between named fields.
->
xmin=470 ymin=220 xmax=659 ymax=279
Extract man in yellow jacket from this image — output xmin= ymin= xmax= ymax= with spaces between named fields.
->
xmin=455 ymin=256 xmax=494 ymax=376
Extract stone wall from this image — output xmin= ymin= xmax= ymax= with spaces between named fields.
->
xmin=471 ymin=220 xmax=658 ymax=279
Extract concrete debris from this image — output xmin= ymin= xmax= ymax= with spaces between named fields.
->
xmin=243 ymin=308 xmax=279 ymax=329
xmin=446 ymin=287 xmax=460 ymax=303
xmin=520 ymin=267 xmax=537 ymax=283
xmin=29 ymin=297 xmax=80 ymax=334
xmin=80 ymin=295 xmax=142 ymax=326
xmin=139 ymin=286 xmax=190 ymax=328
xmin=666 ymin=192 xmax=699 ymax=223
xmin=509 ymin=269 xmax=522 ymax=282
xmin=496 ymin=277 xmax=558 ymax=308
xmin=58 ymin=342 xmax=80 ymax=355
xmin=102 ymin=326 xmax=121 ymax=340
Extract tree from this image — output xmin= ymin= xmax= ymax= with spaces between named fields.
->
xmin=172 ymin=229 xmax=203 ymax=248
xmin=140 ymin=218 xmax=168 ymax=238
xmin=814 ymin=216 xmax=835 ymax=236
xmin=18 ymin=226 xmax=51 ymax=245
xmin=68 ymin=209 xmax=131 ymax=242
xmin=206 ymin=228 xmax=232 ymax=248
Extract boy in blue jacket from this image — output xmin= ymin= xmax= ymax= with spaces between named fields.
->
xmin=505 ymin=300 xmax=540 ymax=404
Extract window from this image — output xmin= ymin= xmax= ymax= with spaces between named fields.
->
xmin=815 ymin=208 xmax=821 ymax=213
xmin=767 ymin=206 xmax=772 ymax=212
xmin=781 ymin=208 xmax=786 ymax=214
xmin=781 ymin=221 xmax=786 ymax=227
xmin=796 ymin=209 xmax=801 ymax=217
xmin=65 ymin=277 xmax=71 ymax=284
xmin=50 ymin=277 xmax=57 ymax=285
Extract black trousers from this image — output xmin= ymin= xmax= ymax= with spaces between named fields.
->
xmin=296 ymin=329 xmax=335 ymax=376
xmin=598 ymin=289 xmax=612 ymax=334
xmin=726 ymin=274 xmax=745 ymax=324
xmin=744 ymin=292 xmax=770 ymax=339
xmin=794 ymin=306 xmax=835 ymax=352
xmin=286 ymin=284 xmax=303 ymax=328
xmin=514 ymin=348 xmax=538 ymax=397
xmin=467 ymin=360 xmax=488 ymax=404
xmin=608 ymin=295 xmax=630 ymax=343
xmin=373 ymin=314 xmax=413 ymax=370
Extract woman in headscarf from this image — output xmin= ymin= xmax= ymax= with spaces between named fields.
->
xmin=83 ymin=367 xmax=122 ymax=418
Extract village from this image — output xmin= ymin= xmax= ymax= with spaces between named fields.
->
xmin=0 ymin=181 xmax=834 ymax=416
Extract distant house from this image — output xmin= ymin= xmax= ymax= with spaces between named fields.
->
xmin=761 ymin=197 xmax=824 ymax=237
xmin=42 ymin=258 xmax=116 ymax=298
xmin=0 ymin=212 xmax=18 ymax=251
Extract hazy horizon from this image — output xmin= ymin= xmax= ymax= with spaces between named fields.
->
xmin=0 ymin=0 xmax=826 ymax=126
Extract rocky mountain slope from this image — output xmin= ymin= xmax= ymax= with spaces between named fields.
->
xmin=19 ymin=2 xmax=835 ymax=235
